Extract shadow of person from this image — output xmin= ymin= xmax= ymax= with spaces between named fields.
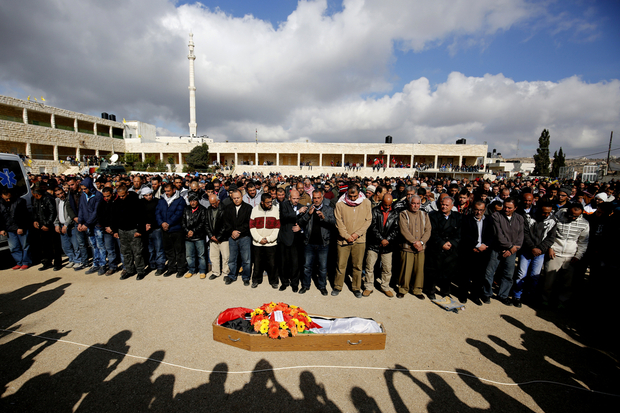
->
xmin=467 ymin=314 xmax=620 ymax=412
xmin=0 ymin=328 xmax=70 ymax=397
xmin=76 ymin=350 xmax=167 ymax=412
xmin=227 ymin=359 xmax=294 ymax=413
xmin=351 ymin=386 xmax=382 ymax=413
xmin=0 ymin=278 xmax=66 ymax=336
xmin=174 ymin=362 xmax=229 ymax=411
xmin=297 ymin=370 xmax=341 ymax=412
xmin=1 ymin=330 xmax=131 ymax=412
xmin=0 ymin=277 xmax=65 ymax=337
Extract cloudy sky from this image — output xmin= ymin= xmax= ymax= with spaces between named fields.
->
xmin=1 ymin=0 xmax=619 ymax=158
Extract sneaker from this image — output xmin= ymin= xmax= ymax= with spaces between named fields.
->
xmin=184 ymin=273 xmax=194 ymax=279
xmin=20 ymin=265 xmax=29 ymax=270
xmin=98 ymin=267 xmax=107 ymax=276
xmin=73 ymin=264 xmax=86 ymax=271
xmin=12 ymin=265 xmax=21 ymax=270
xmin=65 ymin=262 xmax=75 ymax=269
xmin=299 ymin=287 xmax=308 ymax=294
xmin=353 ymin=291 xmax=362 ymax=298
xmin=199 ymin=273 xmax=206 ymax=279
xmin=85 ymin=266 xmax=100 ymax=275
xmin=331 ymin=289 xmax=340 ymax=296
xmin=320 ymin=289 xmax=328 ymax=296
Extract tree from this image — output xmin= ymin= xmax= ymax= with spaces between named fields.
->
xmin=533 ymin=129 xmax=551 ymax=176
xmin=551 ymin=147 xmax=566 ymax=177
xmin=185 ymin=143 xmax=210 ymax=170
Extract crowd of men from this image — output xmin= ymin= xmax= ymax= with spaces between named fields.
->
xmin=1 ymin=170 xmax=618 ymax=309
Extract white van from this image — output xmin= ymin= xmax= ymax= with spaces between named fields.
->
xmin=0 ymin=153 xmax=32 ymax=252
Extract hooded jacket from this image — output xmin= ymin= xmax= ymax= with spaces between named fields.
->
xmin=78 ymin=177 xmax=103 ymax=228
xmin=155 ymin=190 xmax=186 ymax=233
xmin=182 ymin=203 xmax=208 ymax=241
xmin=0 ymin=197 xmax=31 ymax=232
xmin=550 ymin=209 xmax=589 ymax=260
xmin=522 ymin=211 xmax=557 ymax=255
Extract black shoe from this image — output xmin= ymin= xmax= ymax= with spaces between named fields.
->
xmin=176 ymin=271 xmax=185 ymax=278
xmin=331 ymin=290 xmax=340 ymax=296
xmin=499 ymin=297 xmax=512 ymax=306
xmin=53 ymin=266 xmax=63 ymax=272
xmin=320 ymin=289 xmax=328 ymax=296
xmin=243 ymin=279 xmax=250 ymax=286
xmin=482 ymin=296 xmax=491 ymax=304
xmin=396 ymin=293 xmax=405 ymax=299
xmin=471 ymin=296 xmax=483 ymax=306
xmin=224 ymin=277 xmax=234 ymax=285
xmin=251 ymin=282 xmax=259 ymax=288
xmin=427 ymin=293 xmax=436 ymax=300
xmin=39 ymin=265 xmax=53 ymax=271
xmin=354 ymin=290 xmax=362 ymax=298
xmin=271 ymin=283 xmax=279 ymax=289
xmin=299 ymin=287 xmax=308 ymax=294
xmin=458 ymin=295 xmax=468 ymax=304
xmin=120 ymin=272 xmax=135 ymax=280
xmin=155 ymin=269 xmax=165 ymax=276
xmin=163 ymin=270 xmax=174 ymax=277
xmin=414 ymin=294 xmax=426 ymax=300
xmin=136 ymin=273 xmax=146 ymax=281
xmin=209 ymin=274 xmax=219 ymax=280
xmin=279 ymin=285 xmax=288 ymax=291
xmin=513 ymin=298 xmax=522 ymax=308
xmin=291 ymin=286 xmax=299 ymax=293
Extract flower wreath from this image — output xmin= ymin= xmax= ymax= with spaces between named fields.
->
xmin=250 ymin=302 xmax=316 ymax=339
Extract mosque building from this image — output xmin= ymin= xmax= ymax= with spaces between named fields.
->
xmin=0 ymin=34 xmax=489 ymax=178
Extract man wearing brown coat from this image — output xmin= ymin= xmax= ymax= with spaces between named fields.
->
xmin=333 ymin=184 xmax=372 ymax=297
xmin=398 ymin=195 xmax=431 ymax=299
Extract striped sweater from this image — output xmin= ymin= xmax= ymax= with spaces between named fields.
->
xmin=249 ymin=204 xmax=280 ymax=247
xmin=550 ymin=209 xmax=589 ymax=260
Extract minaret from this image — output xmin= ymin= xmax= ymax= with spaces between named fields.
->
xmin=188 ymin=32 xmax=197 ymax=137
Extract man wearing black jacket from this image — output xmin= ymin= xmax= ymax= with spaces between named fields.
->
xmin=363 ymin=194 xmax=400 ymax=298
xmin=97 ymin=187 xmax=120 ymax=275
xmin=223 ymin=190 xmax=253 ymax=285
xmin=277 ymin=189 xmax=307 ymax=292
xmin=425 ymin=196 xmax=462 ymax=299
xmin=0 ymin=188 xmax=32 ymax=269
xmin=32 ymin=187 xmax=62 ymax=271
xmin=182 ymin=192 xmax=208 ymax=278
xmin=205 ymin=194 xmax=229 ymax=280
xmin=458 ymin=200 xmax=493 ymax=305
xmin=142 ymin=187 xmax=165 ymax=276
xmin=112 ymin=186 xmax=146 ymax=280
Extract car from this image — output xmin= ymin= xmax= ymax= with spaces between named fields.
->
xmin=96 ymin=165 xmax=127 ymax=175
xmin=0 ymin=153 xmax=32 ymax=254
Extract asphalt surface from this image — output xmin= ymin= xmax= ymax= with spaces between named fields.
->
xmin=1 ymin=263 xmax=618 ymax=412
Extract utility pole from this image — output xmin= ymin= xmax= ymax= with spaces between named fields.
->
xmin=607 ymin=131 xmax=613 ymax=170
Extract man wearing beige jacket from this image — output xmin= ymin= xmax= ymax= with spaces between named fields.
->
xmin=333 ymin=184 xmax=372 ymax=297
xmin=398 ymin=195 xmax=431 ymax=299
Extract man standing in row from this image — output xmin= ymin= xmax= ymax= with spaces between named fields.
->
xmin=249 ymin=193 xmax=280 ymax=288
xmin=205 ymin=194 xmax=229 ymax=280
xmin=0 ymin=189 xmax=32 ymax=270
xmin=224 ymin=190 xmax=253 ymax=286
xmin=333 ymin=184 xmax=372 ymax=298
xmin=156 ymin=183 xmax=187 ymax=278
xmin=398 ymin=195 xmax=431 ymax=299
xmin=113 ymin=186 xmax=146 ymax=280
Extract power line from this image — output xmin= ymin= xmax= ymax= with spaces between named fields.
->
xmin=566 ymin=147 xmax=620 ymax=160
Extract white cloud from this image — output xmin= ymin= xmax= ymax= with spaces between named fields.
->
xmin=0 ymin=0 xmax=616 ymax=158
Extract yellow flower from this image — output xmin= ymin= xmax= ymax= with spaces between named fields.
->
xmin=307 ymin=316 xmax=312 ymax=323
xmin=279 ymin=321 xmax=287 ymax=329
xmin=259 ymin=322 xmax=269 ymax=334
xmin=290 ymin=305 xmax=298 ymax=309
xmin=255 ymin=309 xmax=263 ymax=315
xmin=298 ymin=324 xmax=305 ymax=333
xmin=269 ymin=302 xmax=276 ymax=307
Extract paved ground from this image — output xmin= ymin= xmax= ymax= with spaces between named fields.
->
xmin=1 ymin=264 xmax=618 ymax=412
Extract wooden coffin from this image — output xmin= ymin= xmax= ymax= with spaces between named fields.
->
xmin=212 ymin=316 xmax=386 ymax=352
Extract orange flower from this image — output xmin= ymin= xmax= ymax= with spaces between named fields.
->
xmin=253 ymin=322 xmax=261 ymax=332
xmin=289 ymin=324 xmax=298 ymax=337
xmin=268 ymin=325 xmax=280 ymax=339
xmin=279 ymin=328 xmax=289 ymax=339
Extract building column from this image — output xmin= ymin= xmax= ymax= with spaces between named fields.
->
xmin=341 ymin=153 xmax=345 ymax=166
xmin=386 ymin=154 xmax=390 ymax=168
xmin=276 ymin=153 xmax=279 ymax=166
xmin=298 ymin=153 xmax=301 ymax=166
xmin=53 ymin=145 xmax=58 ymax=161
xmin=363 ymin=154 xmax=367 ymax=169
xmin=178 ymin=152 xmax=183 ymax=165
xmin=434 ymin=155 xmax=438 ymax=169
xmin=319 ymin=153 xmax=322 ymax=167
xmin=159 ymin=152 xmax=164 ymax=162
xmin=141 ymin=152 xmax=145 ymax=162
xmin=93 ymin=123 xmax=97 ymax=136
xmin=25 ymin=142 xmax=31 ymax=157
xmin=234 ymin=152 xmax=238 ymax=166
xmin=74 ymin=118 xmax=78 ymax=132
xmin=76 ymin=147 xmax=80 ymax=160
xmin=458 ymin=155 xmax=463 ymax=167
xmin=95 ymin=149 xmax=99 ymax=156
xmin=23 ymin=108 xmax=28 ymax=124
xmin=51 ymin=114 xmax=56 ymax=129
xmin=410 ymin=154 xmax=414 ymax=168
xmin=216 ymin=152 xmax=220 ymax=165
xmin=255 ymin=152 xmax=259 ymax=166
xmin=109 ymin=126 xmax=113 ymax=137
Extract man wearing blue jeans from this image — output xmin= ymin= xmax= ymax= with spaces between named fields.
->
xmin=142 ymin=187 xmax=166 ymax=276
xmin=511 ymin=202 xmax=557 ymax=307
xmin=53 ymin=187 xmax=78 ymax=268
xmin=77 ymin=177 xmax=104 ymax=275
xmin=298 ymin=190 xmax=335 ymax=296
xmin=223 ymin=190 xmax=253 ymax=285
xmin=482 ymin=198 xmax=524 ymax=305
xmin=98 ymin=187 xmax=120 ymax=275
xmin=0 ymin=189 xmax=32 ymax=269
